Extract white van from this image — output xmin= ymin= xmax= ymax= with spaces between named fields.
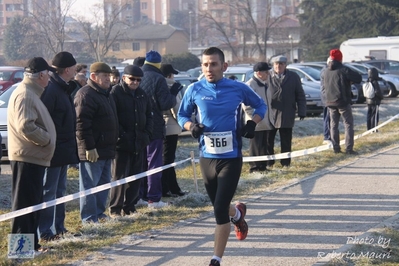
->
xmin=340 ymin=36 xmax=399 ymax=62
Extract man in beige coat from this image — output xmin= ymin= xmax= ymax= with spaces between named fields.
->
xmin=243 ymin=62 xmax=271 ymax=173
xmin=8 ymin=57 xmax=57 ymax=252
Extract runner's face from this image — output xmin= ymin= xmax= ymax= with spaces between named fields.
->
xmin=201 ymin=54 xmax=227 ymax=83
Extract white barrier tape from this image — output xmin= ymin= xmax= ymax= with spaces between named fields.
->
xmin=0 ymin=158 xmax=191 ymax=222
xmin=2 ymin=114 xmax=398 ymax=223
xmin=193 ymin=113 xmax=399 ymax=163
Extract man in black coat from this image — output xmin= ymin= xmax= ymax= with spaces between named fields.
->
xmin=109 ymin=65 xmax=153 ymax=217
xmin=321 ymin=49 xmax=362 ymax=154
xmin=74 ymin=62 xmax=119 ymax=223
xmin=39 ymin=51 xmax=79 ymax=240
xmin=139 ymin=50 xmax=181 ymax=209
xmin=266 ymin=56 xmax=306 ymax=167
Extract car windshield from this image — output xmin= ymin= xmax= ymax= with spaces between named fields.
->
xmin=298 ymin=67 xmax=321 ymax=81
xmin=0 ymin=83 xmax=17 ymax=108
xmin=0 ymin=71 xmax=13 ymax=81
xmin=361 ymin=63 xmax=386 ymax=74
xmin=345 ymin=64 xmax=367 ymax=75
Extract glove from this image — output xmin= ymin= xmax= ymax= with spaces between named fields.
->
xmin=170 ymin=82 xmax=183 ymax=96
xmin=189 ymin=123 xmax=204 ymax=138
xmin=241 ymin=120 xmax=256 ymax=139
xmin=86 ymin=149 xmax=99 ymax=163
xmin=299 ymin=116 xmax=305 ymax=121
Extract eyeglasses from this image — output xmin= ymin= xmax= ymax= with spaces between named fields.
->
xmin=126 ymin=77 xmax=141 ymax=82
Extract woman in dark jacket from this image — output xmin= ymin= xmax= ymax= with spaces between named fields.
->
xmin=366 ymin=67 xmax=384 ymax=131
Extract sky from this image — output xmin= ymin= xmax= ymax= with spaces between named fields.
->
xmin=66 ymin=0 xmax=102 ymax=20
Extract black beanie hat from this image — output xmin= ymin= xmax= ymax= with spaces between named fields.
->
xmin=52 ymin=51 xmax=77 ymax=68
xmin=124 ymin=65 xmax=143 ymax=77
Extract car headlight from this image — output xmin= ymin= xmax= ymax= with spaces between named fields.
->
xmin=393 ymin=78 xmax=399 ymax=82
xmin=305 ymin=94 xmax=310 ymax=98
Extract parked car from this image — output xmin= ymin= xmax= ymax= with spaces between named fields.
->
xmin=344 ymin=64 xmax=390 ymax=101
xmin=287 ymin=65 xmax=321 ymax=83
xmin=223 ymin=66 xmax=254 ymax=82
xmin=0 ymin=82 xmax=19 ymax=158
xmin=186 ymin=67 xmax=202 ymax=79
xmin=199 ymin=67 xmax=322 ymax=116
xmin=359 ymin=59 xmax=399 ymax=75
xmin=288 ymin=64 xmax=358 ymax=104
xmin=0 ymin=66 xmax=24 ymax=94
xmin=198 ymin=66 xmax=254 ymax=82
xmin=302 ymin=83 xmax=323 ymax=117
xmin=348 ymin=62 xmax=399 ymax=97
xmin=174 ymin=74 xmax=197 ymax=94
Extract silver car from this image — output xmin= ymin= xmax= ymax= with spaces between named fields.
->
xmin=348 ymin=62 xmax=399 ymax=97
xmin=0 ymin=83 xmax=19 ymax=158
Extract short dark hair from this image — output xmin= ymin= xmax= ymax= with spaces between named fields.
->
xmin=76 ymin=64 xmax=87 ymax=73
xmin=202 ymin=47 xmax=225 ymax=63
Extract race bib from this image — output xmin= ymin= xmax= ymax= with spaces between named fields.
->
xmin=203 ymin=131 xmax=233 ymax=154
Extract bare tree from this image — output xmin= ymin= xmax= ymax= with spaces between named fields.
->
xmin=74 ymin=3 xmax=128 ymax=62
xmin=27 ymin=0 xmax=77 ymax=59
xmin=198 ymin=0 xmax=294 ymax=62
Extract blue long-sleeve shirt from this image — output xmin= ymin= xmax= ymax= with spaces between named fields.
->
xmin=178 ymin=78 xmax=267 ymax=158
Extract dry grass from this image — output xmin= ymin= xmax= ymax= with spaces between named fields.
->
xmin=1 ymin=99 xmax=399 ymax=265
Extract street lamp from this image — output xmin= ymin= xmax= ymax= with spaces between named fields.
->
xmin=189 ymin=11 xmax=193 ymax=53
xmin=288 ymin=35 xmax=293 ymax=63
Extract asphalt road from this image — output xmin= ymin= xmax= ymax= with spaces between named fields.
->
xmin=70 ymin=145 xmax=399 ymax=266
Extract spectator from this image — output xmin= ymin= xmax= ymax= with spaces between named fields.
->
xmin=321 ymin=49 xmax=362 ymax=154
xmin=71 ymin=72 xmax=88 ymax=99
xmin=8 ymin=57 xmax=56 ymax=252
xmin=321 ymin=56 xmax=332 ymax=145
xmin=243 ymin=62 xmax=271 ymax=173
xmin=74 ymin=62 xmax=118 ymax=223
xmin=160 ymin=63 xmax=186 ymax=197
xmin=139 ymin=50 xmax=180 ymax=209
xmin=39 ymin=51 xmax=79 ymax=241
xmin=76 ymin=64 xmax=88 ymax=76
xmin=110 ymin=66 xmax=120 ymax=86
xmin=133 ymin=57 xmax=145 ymax=68
xmin=366 ymin=67 xmax=384 ymax=131
xmin=178 ymin=47 xmax=266 ymax=266
xmin=74 ymin=73 xmax=87 ymax=87
xmin=266 ymin=56 xmax=306 ymax=167
xmin=108 ymin=65 xmax=153 ymax=217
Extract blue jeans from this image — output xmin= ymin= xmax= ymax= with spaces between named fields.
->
xmin=39 ymin=165 xmax=68 ymax=237
xmin=323 ymin=107 xmax=331 ymax=140
xmin=79 ymin=160 xmax=111 ymax=223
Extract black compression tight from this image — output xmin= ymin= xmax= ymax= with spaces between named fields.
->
xmin=199 ymin=157 xmax=242 ymax=224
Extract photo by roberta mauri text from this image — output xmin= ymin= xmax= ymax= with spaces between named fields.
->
xmin=317 ymin=235 xmax=391 ymax=260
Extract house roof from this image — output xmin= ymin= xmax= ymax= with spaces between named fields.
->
xmin=271 ymin=16 xmax=300 ymax=28
xmin=122 ymin=24 xmax=187 ymax=40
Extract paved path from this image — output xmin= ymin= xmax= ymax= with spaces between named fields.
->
xmin=69 ymin=146 xmax=399 ymax=265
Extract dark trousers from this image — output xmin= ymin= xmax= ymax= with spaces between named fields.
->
xmin=145 ymin=139 xmax=163 ymax=202
xmin=265 ymin=128 xmax=293 ymax=167
xmin=109 ymin=150 xmax=144 ymax=214
xmin=323 ymin=107 xmax=331 ymax=140
xmin=162 ymin=134 xmax=182 ymax=194
xmin=329 ymin=105 xmax=354 ymax=152
xmin=367 ymin=104 xmax=379 ymax=130
xmin=248 ymin=130 xmax=268 ymax=171
xmin=10 ymin=161 xmax=45 ymax=250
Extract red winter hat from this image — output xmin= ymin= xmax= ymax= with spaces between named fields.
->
xmin=329 ymin=49 xmax=343 ymax=62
